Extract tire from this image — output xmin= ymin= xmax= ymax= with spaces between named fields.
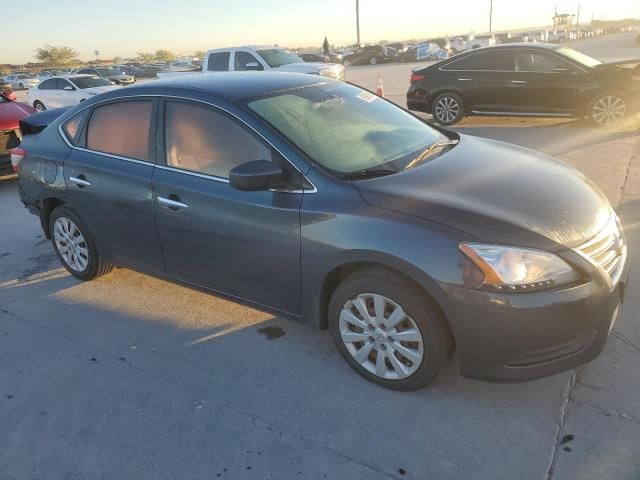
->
xmin=18 ymin=83 xmax=24 ymax=90
xmin=587 ymin=92 xmax=628 ymax=126
xmin=328 ymin=267 xmax=453 ymax=391
xmin=369 ymin=56 xmax=378 ymax=65
xmin=33 ymin=101 xmax=46 ymax=112
xmin=431 ymin=92 xmax=465 ymax=126
xmin=49 ymin=206 xmax=113 ymax=281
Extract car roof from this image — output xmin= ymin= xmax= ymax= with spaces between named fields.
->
xmin=129 ymin=72 xmax=333 ymax=101
xmin=473 ymin=42 xmax=559 ymax=51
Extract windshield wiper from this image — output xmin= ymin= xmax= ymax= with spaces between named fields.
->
xmin=405 ymin=139 xmax=459 ymax=170
xmin=343 ymin=167 xmax=398 ymax=180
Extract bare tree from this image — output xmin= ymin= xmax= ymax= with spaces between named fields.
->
xmin=155 ymin=50 xmax=176 ymax=62
xmin=137 ymin=52 xmax=155 ymax=62
xmin=194 ymin=50 xmax=205 ymax=59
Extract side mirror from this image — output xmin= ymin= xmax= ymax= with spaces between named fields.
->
xmin=1 ymin=90 xmax=16 ymax=101
xmin=245 ymin=62 xmax=262 ymax=71
xmin=229 ymin=160 xmax=284 ymax=191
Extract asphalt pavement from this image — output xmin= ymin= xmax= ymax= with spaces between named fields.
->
xmin=1 ymin=32 xmax=639 ymax=480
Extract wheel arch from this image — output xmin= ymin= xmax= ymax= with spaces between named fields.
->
xmin=40 ymin=197 xmax=66 ymax=238
xmin=426 ymin=88 xmax=468 ymax=114
xmin=310 ymin=256 xmax=457 ymax=351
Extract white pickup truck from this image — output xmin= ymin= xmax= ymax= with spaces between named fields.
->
xmin=157 ymin=46 xmax=345 ymax=80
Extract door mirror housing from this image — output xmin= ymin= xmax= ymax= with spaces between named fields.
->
xmin=245 ymin=62 xmax=262 ymax=71
xmin=1 ymin=90 xmax=16 ymax=101
xmin=229 ymin=160 xmax=284 ymax=191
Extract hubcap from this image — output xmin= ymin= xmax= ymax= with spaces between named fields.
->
xmin=53 ymin=217 xmax=89 ymax=272
xmin=339 ymin=293 xmax=424 ymax=380
xmin=434 ymin=97 xmax=459 ymax=123
xmin=592 ymin=96 xmax=626 ymax=125
xmin=35 ymin=102 xmax=45 ymax=111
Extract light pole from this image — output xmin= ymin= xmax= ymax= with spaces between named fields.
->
xmin=356 ymin=0 xmax=361 ymax=46
xmin=489 ymin=0 xmax=493 ymax=34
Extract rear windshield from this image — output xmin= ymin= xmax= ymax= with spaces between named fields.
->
xmin=70 ymin=76 xmax=112 ymax=89
xmin=247 ymin=82 xmax=445 ymax=176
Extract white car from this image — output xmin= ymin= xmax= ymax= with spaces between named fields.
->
xmin=3 ymin=74 xmax=39 ymax=90
xmin=27 ymin=75 xmax=120 ymax=111
xmin=37 ymin=70 xmax=63 ymax=81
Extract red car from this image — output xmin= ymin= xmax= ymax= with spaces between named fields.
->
xmin=1 ymin=90 xmax=36 ymax=173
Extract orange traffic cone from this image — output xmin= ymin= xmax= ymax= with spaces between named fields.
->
xmin=376 ymin=75 xmax=385 ymax=97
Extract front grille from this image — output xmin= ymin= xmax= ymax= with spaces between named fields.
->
xmin=575 ymin=214 xmax=627 ymax=286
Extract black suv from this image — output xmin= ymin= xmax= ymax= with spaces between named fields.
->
xmin=407 ymin=43 xmax=639 ymax=126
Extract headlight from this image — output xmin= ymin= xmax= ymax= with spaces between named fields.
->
xmin=460 ymin=243 xmax=580 ymax=291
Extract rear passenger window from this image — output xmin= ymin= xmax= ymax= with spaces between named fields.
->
xmin=207 ymin=52 xmax=230 ymax=71
xmin=62 ymin=112 xmax=86 ymax=144
xmin=86 ymin=101 xmax=152 ymax=161
xmin=164 ymin=101 xmax=270 ymax=178
xmin=443 ymin=51 xmax=514 ymax=71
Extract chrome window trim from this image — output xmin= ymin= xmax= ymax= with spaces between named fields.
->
xmin=57 ymin=93 xmax=317 ymax=194
xmin=438 ymin=49 xmax=587 ymax=74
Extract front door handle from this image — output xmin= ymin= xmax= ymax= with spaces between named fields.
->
xmin=458 ymin=78 xmax=472 ymax=81
xmin=69 ymin=175 xmax=92 ymax=187
xmin=158 ymin=195 xmax=189 ymax=210
xmin=510 ymin=80 xmax=528 ymax=85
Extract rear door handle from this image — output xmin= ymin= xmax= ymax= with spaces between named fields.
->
xmin=510 ymin=80 xmax=527 ymax=85
xmin=69 ymin=176 xmax=92 ymax=187
xmin=458 ymin=78 xmax=472 ymax=81
xmin=158 ymin=196 xmax=189 ymax=209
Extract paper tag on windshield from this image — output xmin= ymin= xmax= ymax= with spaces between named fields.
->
xmin=357 ymin=91 xmax=377 ymax=103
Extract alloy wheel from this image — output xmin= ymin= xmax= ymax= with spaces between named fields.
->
xmin=370 ymin=57 xmax=378 ymax=65
xmin=34 ymin=102 xmax=45 ymax=112
xmin=434 ymin=96 xmax=460 ymax=124
xmin=592 ymin=95 xmax=626 ymax=125
xmin=339 ymin=293 xmax=424 ymax=380
xmin=53 ymin=217 xmax=89 ymax=272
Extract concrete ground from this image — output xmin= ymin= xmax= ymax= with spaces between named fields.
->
xmin=1 ymin=32 xmax=639 ymax=480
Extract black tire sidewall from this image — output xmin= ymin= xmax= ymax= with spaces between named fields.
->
xmin=328 ymin=267 xmax=451 ymax=390
xmin=432 ymin=92 xmax=464 ymax=126
xmin=34 ymin=101 xmax=45 ymax=111
xmin=49 ymin=206 xmax=100 ymax=280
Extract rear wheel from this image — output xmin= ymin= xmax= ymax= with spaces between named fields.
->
xmin=328 ymin=267 xmax=453 ymax=390
xmin=50 ymin=206 xmax=113 ymax=281
xmin=369 ymin=56 xmax=378 ymax=65
xmin=432 ymin=92 xmax=465 ymax=125
xmin=33 ymin=101 xmax=46 ymax=112
xmin=588 ymin=93 xmax=628 ymax=126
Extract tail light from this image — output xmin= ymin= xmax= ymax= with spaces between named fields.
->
xmin=10 ymin=147 xmax=25 ymax=173
xmin=410 ymin=73 xmax=425 ymax=83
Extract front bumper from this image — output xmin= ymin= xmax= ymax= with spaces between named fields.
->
xmin=439 ymin=254 xmax=630 ymax=382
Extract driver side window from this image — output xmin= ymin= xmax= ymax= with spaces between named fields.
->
xmin=516 ymin=53 xmax=573 ymax=73
xmin=234 ymin=52 xmax=263 ymax=71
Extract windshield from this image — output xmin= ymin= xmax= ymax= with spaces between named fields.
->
xmin=96 ymin=68 xmax=118 ymax=76
xmin=247 ymin=82 xmax=447 ymax=176
xmin=256 ymin=49 xmax=303 ymax=67
xmin=70 ymin=76 xmax=112 ymax=89
xmin=555 ymin=47 xmax=602 ymax=68
xmin=17 ymin=74 xmax=33 ymax=79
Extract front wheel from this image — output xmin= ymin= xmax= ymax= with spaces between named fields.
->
xmin=33 ymin=101 xmax=46 ymax=112
xmin=369 ymin=56 xmax=378 ymax=65
xmin=328 ymin=267 xmax=453 ymax=390
xmin=50 ymin=206 xmax=113 ymax=281
xmin=432 ymin=92 xmax=465 ymax=125
xmin=588 ymin=93 xmax=628 ymax=126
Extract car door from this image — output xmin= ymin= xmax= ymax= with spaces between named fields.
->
xmin=55 ymin=78 xmax=79 ymax=108
xmin=439 ymin=50 xmax=516 ymax=112
xmin=62 ymin=98 xmax=164 ymax=271
xmin=152 ymin=98 xmax=303 ymax=314
xmin=510 ymin=50 xmax=581 ymax=114
xmin=35 ymin=79 xmax=57 ymax=107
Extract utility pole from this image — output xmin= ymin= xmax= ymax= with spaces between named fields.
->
xmin=356 ymin=0 xmax=361 ymax=47
xmin=489 ymin=0 xmax=493 ymax=34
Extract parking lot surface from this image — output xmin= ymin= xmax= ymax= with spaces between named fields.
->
xmin=2 ymin=33 xmax=640 ymax=480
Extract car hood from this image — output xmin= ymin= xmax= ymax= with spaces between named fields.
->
xmin=0 ymin=101 xmax=37 ymax=130
xmin=356 ymin=134 xmax=611 ymax=252
xmin=108 ymin=74 xmax=133 ymax=81
xmin=273 ymin=62 xmax=341 ymax=73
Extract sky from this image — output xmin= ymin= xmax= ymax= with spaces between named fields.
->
xmin=1 ymin=0 xmax=638 ymax=64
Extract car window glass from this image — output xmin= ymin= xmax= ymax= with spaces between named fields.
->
xmin=207 ymin=52 xmax=230 ymax=71
xmin=56 ymin=79 xmax=71 ymax=90
xmin=86 ymin=101 xmax=152 ymax=161
xmin=164 ymin=101 xmax=271 ymax=178
xmin=39 ymin=79 xmax=56 ymax=90
xmin=443 ymin=51 xmax=514 ymax=71
xmin=235 ymin=52 xmax=263 ymax=71
xmin=516 ymin=53 xmax=571 ymax=72
xmin=62 ymin=111 xmax=86 ymax=144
